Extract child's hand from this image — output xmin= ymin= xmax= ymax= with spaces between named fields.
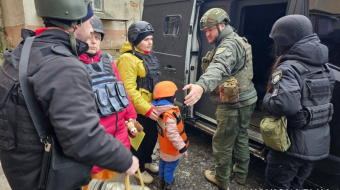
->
xmin=182 ymin=151 xmax=188 ymax=157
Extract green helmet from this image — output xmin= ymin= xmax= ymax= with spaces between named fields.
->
xmin=200 ymin=8 xmax=231 ymax=31
xmin=34 ymin=0 xmax=91 ymax=21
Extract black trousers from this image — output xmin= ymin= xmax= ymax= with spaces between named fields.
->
xmin=131 ymin=114 xmax=158 ymax=172
xmin=265 ymin=149 xmax=316 ymax=190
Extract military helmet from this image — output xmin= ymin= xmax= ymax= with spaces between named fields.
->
xmin=153 ymin=81 xmax=178 ymax=100
xmin=269 ymin=14 xmax=313 ymax=46
xmin=34 ymin=0 xmax=91 ymax=21
xmin=200 ymin=8 xmax=231 ymax=31
xmin=92 ymin=15 xmax=105 ymax=41
xmin=128 ymin=21 xmax=154 ymax=45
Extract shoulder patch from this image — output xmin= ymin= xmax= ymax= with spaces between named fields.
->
xmin=271 ymin=70 xmax=282 ymax=84
xmin=215 ymin=47 xmax=226 ymax=55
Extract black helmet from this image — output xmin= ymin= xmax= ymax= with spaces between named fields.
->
xmin=128 ymin=21 xmax=154 ymax=45
xmin=92 ymin=15 xmax=105 ymax=41
xmin=269 ymin=14 xmax=313 ymax=46
xmin=34 ymin=0 xmax=92 ymax=21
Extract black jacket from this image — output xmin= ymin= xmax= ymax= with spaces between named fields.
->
xmin=0 ymin=29 xmax=132 ymax=189
xmin=263 ymin=34 xmax=334 ymax=161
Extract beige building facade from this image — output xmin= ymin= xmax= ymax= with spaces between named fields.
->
xmin=0 ymin=0 xmax=144 ymax=57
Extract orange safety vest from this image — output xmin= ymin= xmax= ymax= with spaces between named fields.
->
xmin=157 ymin=107 xmax=189 ymax=155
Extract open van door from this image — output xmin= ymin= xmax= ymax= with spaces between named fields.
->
xmin=142 ymin=0 xmax=198 ymax=110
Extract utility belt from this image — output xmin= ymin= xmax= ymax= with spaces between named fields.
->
xmin=288 ymin=103 xmax=333 ymax=129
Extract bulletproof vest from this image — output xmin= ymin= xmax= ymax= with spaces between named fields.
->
xmin=288 ymin=61 xmax=334 ymax=129
xmin=85 ymin=53 xmax=129 ymax=116
xmin=127 ymin=51 xmax=160 ymax=92
xmin=156 ymin=107 xmax=189 ymax=155
xmin=0 ymin=33 xmax=49 ymax=152
xmin=204 ymin=33 xmax=254 ymax=104
xmin=233 ymin=36 xmax=254 ymax=93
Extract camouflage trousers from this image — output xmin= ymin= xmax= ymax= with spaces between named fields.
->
xmin=213 ymin=103 xmax=255 ymax=186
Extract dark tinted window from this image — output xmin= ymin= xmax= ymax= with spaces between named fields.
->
xmin=164 ymin=15 xmax=182 ymax=37
xmin=309 ymin=0 xmax=340 ymax=67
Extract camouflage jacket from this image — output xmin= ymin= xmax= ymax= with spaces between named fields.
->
xmin=196 ymin=25 xmax=257 ymax=108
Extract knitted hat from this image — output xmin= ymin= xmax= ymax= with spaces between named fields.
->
xmin=134 ymin=31 xmax=153 ymax=45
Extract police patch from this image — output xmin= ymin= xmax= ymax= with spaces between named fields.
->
xmin=215 ymin=47 xmax=226 ymax=55
xmin=271 ymin=70 xmax=282 ymax=84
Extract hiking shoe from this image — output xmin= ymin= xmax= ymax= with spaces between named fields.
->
xmin=134 ymin=171 xmax=154 ymax=184
xmin=204 ymin=170 xmax=229 ymax=190
xmin=234 ymin=176 xmax=246 ymax=185
xmin=145 ymin=163 xmax=159 ymax=173
xmin=232 ymin=165 xmax=246 ymax=185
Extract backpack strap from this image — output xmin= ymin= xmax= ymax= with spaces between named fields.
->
xmin=19 ymin=36 xmax=49 ymax=141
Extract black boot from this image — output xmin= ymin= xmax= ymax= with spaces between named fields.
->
xmin=163 ymin=181 xmax=180 ymax=190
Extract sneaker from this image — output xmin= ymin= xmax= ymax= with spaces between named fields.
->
xmin=204 ymin=170 xmax=229 ymax=190
xmin=145 ymin=163 xmax=159 ymax=173
xmin=134 ymin=171 xmax=154 ymax=184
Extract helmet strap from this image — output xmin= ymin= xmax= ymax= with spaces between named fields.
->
xmin=131 ymin=44 xmax=136 ymax=55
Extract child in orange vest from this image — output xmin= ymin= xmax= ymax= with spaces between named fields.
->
xmin=152 ymin=81 xmax=189 ymax=190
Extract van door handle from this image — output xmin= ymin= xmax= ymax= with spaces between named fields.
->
xmin=164 ymin=66 xmax=177 ymax=73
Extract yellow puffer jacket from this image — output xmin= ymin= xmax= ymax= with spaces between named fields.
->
xmin=117 ymin=41 xmax=152 ymax=115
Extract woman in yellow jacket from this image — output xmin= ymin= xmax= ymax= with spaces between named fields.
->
xmin=117 ymin=21 xmax=160 ymax=184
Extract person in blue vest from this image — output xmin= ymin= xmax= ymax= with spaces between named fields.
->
xmin=263 ymin=14 xmax=335 ymax=189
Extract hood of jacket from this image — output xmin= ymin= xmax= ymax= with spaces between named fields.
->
xmin=281 ymin=34 xmax=328 ymax=66
xmin=79 ymin=49 xmax=102 ymax=64
xmin=120 ymin=41 xmax=146 ymax=55
xmin=36 ymin=29 xmax=89 ymax=56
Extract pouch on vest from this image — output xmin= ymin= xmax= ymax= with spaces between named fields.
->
xmin=305 ymin=103 xmax=333 ymax=129
xmin=219 ymin=76 xmax=239 ymax=103
xmin=260 ymin=115 xmax=291 ymax=152
xmin=115 ymin=82 xmax=130 ymax=108
xmin=106 ymin=83 xmax=124 ymax=113
xmin=201 ymin=50 xmax=212 ymax=73
xmin=96 ymin=88 xmax=113 ymax=116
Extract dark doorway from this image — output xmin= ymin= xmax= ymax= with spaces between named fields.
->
xmin=241 ymin=3 xmax=287 ymax=110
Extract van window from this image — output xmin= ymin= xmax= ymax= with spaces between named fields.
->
xmin=309 ymin=0 xmax=340 ymax=67
xmin=164 ymin=15 xmax=182 ymax=37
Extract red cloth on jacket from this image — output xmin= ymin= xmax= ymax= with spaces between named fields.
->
xmin=79 ymin=50 xmax=137 ymax=174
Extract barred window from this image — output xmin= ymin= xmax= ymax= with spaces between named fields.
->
xmin=164 ymin=15 xmax=182 ymax=37
xmin=92 ymin=0 xmax=103 ymax=12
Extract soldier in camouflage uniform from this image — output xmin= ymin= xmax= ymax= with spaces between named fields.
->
xmin=183 ymin=8 xmax=257 ymax=190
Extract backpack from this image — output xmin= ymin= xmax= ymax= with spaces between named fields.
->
xmin=260 ymin=115 xmax=291 ymax=152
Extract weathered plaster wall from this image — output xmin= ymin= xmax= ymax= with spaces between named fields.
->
xmin=0 ymin=0 xmax=144 ymax=55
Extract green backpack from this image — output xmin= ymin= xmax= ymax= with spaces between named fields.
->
xmin=260 ymin=115 xmax=291 ymax=152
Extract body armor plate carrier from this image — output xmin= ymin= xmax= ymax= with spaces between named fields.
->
xmin=288 ymin=61 xmax=335 ymax=129
xmin=127 ymin=51 xmax=160 ymax=92
xmin=85 ymin=53 xmax=129 ymax=117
